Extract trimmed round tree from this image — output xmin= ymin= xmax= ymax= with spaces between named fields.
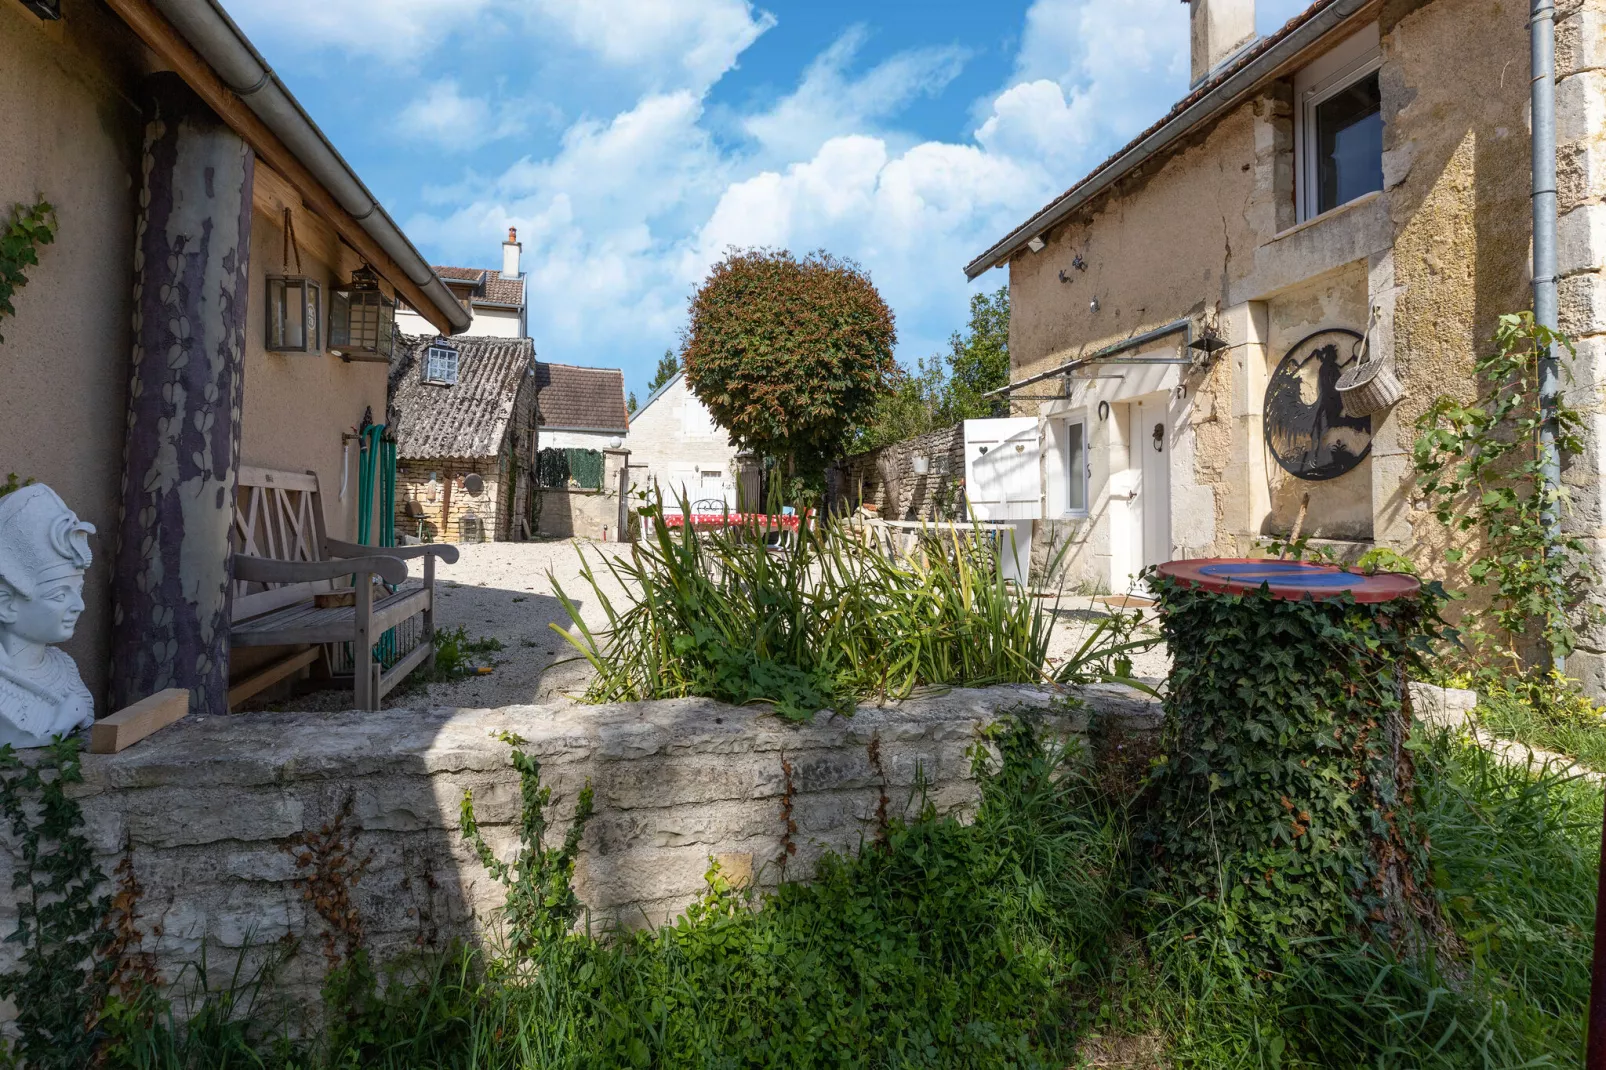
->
xmin=683 ymin=249 xmax=897 ymax=473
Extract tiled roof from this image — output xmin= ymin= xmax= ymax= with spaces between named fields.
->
xmin=965 ymin=0 xmax=1338 ymax=277
xmin=431 ymin=265 xmax=526 ymax=308
xmin=534 ymin=362 xmax=629 ymax=433
xmin=389 ymin=334 xmax=535 ymax=461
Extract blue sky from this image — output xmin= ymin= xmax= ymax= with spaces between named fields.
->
xmin=226 ymin=0 xmax=1311 ymax=401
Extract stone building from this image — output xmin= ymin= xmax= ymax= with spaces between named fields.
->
xmin=0 ymin=0 xmax=469 ymax=716
xmin=389 ymin=335 xmax=538 ymax=543
xmin=626 ymin=372 xmax=760 ymax=512
xmin=833 ymin=426 xmax=967 ymax=522
xmin=394 ymin=228 xmax=529 ymax=340
xmin=967 ymin=0 xmax=1606 ymax=684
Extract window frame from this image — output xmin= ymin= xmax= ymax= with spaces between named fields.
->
xmin=1294 ymin=24 xmax=1383 ymax=224
xmin=423 ymin=342 xmax=459 ymax=386
xmin=1062 ymin=413 xmax=1090 ymax=520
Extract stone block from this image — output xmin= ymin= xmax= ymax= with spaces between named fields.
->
xmin=1562 ymin=272 xmax=1606 ymax=341
xmin=1558 ymin=70 xmax=1606 ymax=145
xmin=1407 ymin=682 xmax=1478 ymax=729
xmin=1558 ymin=3 xmax=1606 ymax=76
xmin=1559 ymin=204 xmax=1606 ymax=276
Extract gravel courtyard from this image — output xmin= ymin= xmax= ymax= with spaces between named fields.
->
xmin=377 ymin=538 xmax=1169 ymax=711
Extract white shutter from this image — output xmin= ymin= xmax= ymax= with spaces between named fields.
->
xmin=964 ymin=418 xmax=1042 ymax=521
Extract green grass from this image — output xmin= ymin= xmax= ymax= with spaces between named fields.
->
xmin=89 ymin=721 xmax=1597 ymax=1070
xmin=1473 ymin=675 xmax=1606 ymax=771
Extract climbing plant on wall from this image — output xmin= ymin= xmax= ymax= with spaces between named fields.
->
xmin=0 ymin=198 xmax=56 ymax=344
xmin=1413 ymin=312 xmax=1597 ymax=670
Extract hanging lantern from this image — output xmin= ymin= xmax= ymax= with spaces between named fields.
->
xmin=265 ymin=208 xmax=321 ymax=353
xmin=328 ymin=265 xmax=396 ymax=362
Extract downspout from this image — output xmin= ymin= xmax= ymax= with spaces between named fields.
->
xmin=1531 ymin=0 xmax=1563 ymax=673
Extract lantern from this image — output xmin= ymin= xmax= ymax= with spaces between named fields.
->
xmin=264 ymin=275 xmax=321 ymax=352
xmin=265 ymin=208 xmax=320 ymax=353
xmin=328 ymin=265 xmax=396 ymax=362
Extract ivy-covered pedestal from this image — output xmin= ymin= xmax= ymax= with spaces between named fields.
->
xmin=1143 ymin=559 xmax=1445 ymax=966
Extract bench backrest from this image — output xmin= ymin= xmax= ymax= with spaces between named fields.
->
xmin=232 ymin=466 xmax=333 ymax=621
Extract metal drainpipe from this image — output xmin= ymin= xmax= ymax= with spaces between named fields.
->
xmin=1532 ymin=0 xmax=1563 ymax=670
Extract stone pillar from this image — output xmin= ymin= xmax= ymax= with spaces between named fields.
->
xmin=1556 ymin=0 xmax=1606 ymax=695
xmin=110 ymin=74 xmax=254 ymax=715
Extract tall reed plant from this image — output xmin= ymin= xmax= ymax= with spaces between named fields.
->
xmin=550 ymin=496 xmax=1118 ymax=721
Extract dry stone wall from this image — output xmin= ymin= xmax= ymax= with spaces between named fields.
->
xmin=834 ymin=424 xmax=967 ymax=520
xmin=0 ymin=685 xmax=1159 ymax=1019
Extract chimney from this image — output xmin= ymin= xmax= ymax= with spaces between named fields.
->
xmin=1188 ymin=0 xmax=1256 ymax=88
xmin=502 ymin=226 xmax=522 ymax=279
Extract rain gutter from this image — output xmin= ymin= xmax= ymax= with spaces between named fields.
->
xmin=963 ymin=0 xmax=1373 ymax=281
xmin=136 ymin=0 xmax=472 ymax=335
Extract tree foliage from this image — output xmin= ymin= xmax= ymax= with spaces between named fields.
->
xmin=850 ymin=286 xmax=1010 ymax=453
xmin=647 ymin=348 xmax=679 ymax=395
xmin=683 ymin=249 xmax=897 ymax=468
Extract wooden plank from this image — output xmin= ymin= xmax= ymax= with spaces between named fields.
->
xmin=370 ymin=590 xmax=431 ymax=636
xmin=228 ymin=648 xmax=320 ymax=710
xmin=90 ymin=689 xmax=191 ymax=754
xmin=238 ymin=466 xmax=320 ymax=493
xmin=101 ymin=0 xmax=457 ymax=336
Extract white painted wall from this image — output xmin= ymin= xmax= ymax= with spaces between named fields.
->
xmin=396 ymin=305 xmax=523 ymax=340
xmin=625 ymin=375 xmax=751 ymax=510
xmin=541 ymin=429 xmax=624 ymax=451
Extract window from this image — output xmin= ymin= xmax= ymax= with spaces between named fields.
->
xmin=1064 ymin=417 xmax=1089 ymax=517
xmin=1295 ymin=25 xmax=1383 ymax=222
xmin=424 ymin=344 xmax=459 ymax=385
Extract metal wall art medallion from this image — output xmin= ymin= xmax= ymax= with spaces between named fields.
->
xmin=1263 ymin=328 xmax=1373 ymax=481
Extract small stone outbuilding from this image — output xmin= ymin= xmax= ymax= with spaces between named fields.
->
xmin=389 ymin=335 xmax=538 ymax=543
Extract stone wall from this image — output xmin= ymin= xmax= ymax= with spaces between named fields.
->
xmin=835 ymin=424 xmax=966 ymax=520
xmin=0 ymin=685 xmax=1156 ymax=1020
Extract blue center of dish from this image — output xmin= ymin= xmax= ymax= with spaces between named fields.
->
xmin=1196 ymin=563 xmax=1357 ymax=588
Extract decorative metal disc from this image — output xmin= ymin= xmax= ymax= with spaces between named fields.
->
xmin=1263 ymin=328 xmax=1372 ymax=481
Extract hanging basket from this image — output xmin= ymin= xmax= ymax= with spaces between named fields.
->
xmin=1336 ymin=332 xmax=1403 ymax=418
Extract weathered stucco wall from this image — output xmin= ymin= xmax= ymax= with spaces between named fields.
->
xmin=0 ymin=1 xmax=150 ymax=708
xmin=1007 ymin=0 xmax=1553 ymax=613
xmin=0 ymin=686 xmax=1158 ymax=1019
xmin=242 ymin=166 xmax=389 ymax=546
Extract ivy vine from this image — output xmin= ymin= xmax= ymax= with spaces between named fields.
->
xmin=1141 ymin=575 xmax=1449 ymax=970
xmin=1412 ymin=312 xmax=1597 ymax=671
xmin=0 ymin=739 xmax=112 ymax=1069
xmin=0 ymin=198 xmax=57 ymax=344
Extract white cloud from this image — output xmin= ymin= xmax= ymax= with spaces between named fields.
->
xmin=224 ymin=0 xmax=495 ymax=57
xmin=527 ymin=0 xmax=776 ymax=92
xmin=396 ymin=81 xmax=532 ymax=149
xmin=980 ymin=0 xmax=1188 ymax=170
xmin=742 ymin=28 xmax=966 ymax=162
xmin=402 ymin=0 xmax=1203 ymax=379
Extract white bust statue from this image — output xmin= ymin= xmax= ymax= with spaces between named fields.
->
xmin=0 ymin=485 xmax=95 ymax=749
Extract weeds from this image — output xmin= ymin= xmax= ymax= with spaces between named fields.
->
xmin=420 ymin=626 xmax=503 ymax=683
xmin=84 ymin=719 xmax=1595 ymax=1068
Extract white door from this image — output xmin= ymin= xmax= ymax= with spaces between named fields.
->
xmin=1136 ymin=396 xmax=1172 ymax=569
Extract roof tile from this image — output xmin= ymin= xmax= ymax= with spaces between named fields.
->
xmin=389 ymin=334 xmax=535 ymax=461
xmin=534 ymin=363 xmax=629 ymax=433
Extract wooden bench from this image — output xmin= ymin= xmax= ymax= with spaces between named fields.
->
xmin=229 ymin=467 xmax=459 ymax=711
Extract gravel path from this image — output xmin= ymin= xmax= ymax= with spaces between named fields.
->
xmin=278 ymin=540 xmax=1168 ymax=711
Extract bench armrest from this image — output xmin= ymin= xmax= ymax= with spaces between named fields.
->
xmin=232 ymin=553 xmax=408 ymax=587
xmin=323 ymin=538 xmax=461 ymax=565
